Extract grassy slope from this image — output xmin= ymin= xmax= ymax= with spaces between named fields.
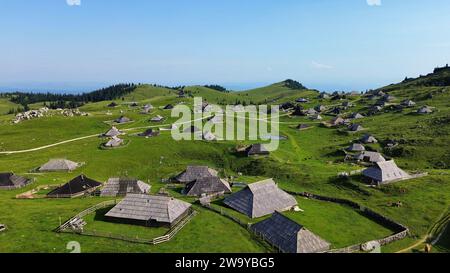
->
xmin=0 ymin=98 xmax=19 ymax=115
xmin=238 ymin=81 xmax=319 ymax=105
xmin=0 ymin=74 xmax=449 ymax=253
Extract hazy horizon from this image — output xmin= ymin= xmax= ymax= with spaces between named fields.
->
xmin=1 ymin=0 xmax=449 ymax=93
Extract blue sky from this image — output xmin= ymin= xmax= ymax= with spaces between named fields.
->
xmin=1 ymin=0 xmax=450 ymax=92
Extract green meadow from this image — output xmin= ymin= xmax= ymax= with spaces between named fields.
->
xmin=0 ymin=73 xmax=449 ymax=253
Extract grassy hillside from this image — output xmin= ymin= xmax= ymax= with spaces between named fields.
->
xmin=0 ymin=98 xmax=20 ymax=115
xmin=0 ymin=70 xmax=449 ymax=253
xmin=238 ymin=80 xmax=319 ymax=104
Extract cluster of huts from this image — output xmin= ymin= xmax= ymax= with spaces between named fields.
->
xmin=341 ymin=132 xmax=412 ymax=185
xmin=102 ymin=126 xmax=124 ymax=148
xmin=12 ymin=160 xmax=331 ymax=253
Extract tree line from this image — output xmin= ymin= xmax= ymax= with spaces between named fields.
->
xmin=4 ymin=83 xmax=138 ymax=110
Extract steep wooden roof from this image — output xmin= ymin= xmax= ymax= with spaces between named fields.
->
xmin=105 ymin=194 xmax=191 ymax=224
xmin=224 ymin=179 xmax=298 ymax=218
xmin=100 ymin=178 xmax=151 ymax=197
xmin=0 ymin=173 xmax=31 ymax=189
xmin=251 ymin=212 xmax=331 ymax=253
xmin=184 ymin=176 xmax=231 ymax=197
xmin=47 ymin=175 xmax=101 ymax=197
xmin=39 ymin=159 xmax=79 ymax=172
xmin=175 ymin=166 xmax=219 ymax=183
xmin=362 ymin=160 xmax=410 ymax=183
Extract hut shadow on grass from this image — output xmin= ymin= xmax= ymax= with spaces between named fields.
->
xmin=93 ymin=207 xmax=114 ymax=222
xmin=328 ymin=176 xmax=372 ymax=197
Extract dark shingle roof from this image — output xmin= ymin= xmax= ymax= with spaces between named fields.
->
xmin=224 ymin=179 xmax=298 ymax=218
xmin=115 ymin=116 xmax=131 ymax=123
xmin=47 ymin=175 xmax=102 ymax=197
xmin=138 ymin=129 xmax=160 ymax=137
xmin=247 ymin=144 xmax=270 ymax=156
xmin=251 ymin=212 xmax=331 ymax=253
xmin=0 ymin=173 xmax=31 ymax=189
xmin=348 ymin=124 xmax=364 ymax=132
xmin=184 ymin=177 xmax=231 ymax=197
xmin=360 ymin=134 xmax=378 ymax=144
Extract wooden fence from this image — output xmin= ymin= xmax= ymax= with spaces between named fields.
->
xmin=201 ymin=203 xmax=249 ymax=229
xmin=287 ymin=190 xmax=410 ymax=253
xmin=201 ymin=191 xmax=410 ymax=253
xmin=56 ymin=201 xmax=197 ymax=245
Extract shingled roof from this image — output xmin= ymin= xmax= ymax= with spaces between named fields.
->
xmin=175 ymin=166 xmax=219 ymax=183
xmin=104 ymin=136 xmax=124 ymax=147
xmin=150 ymin=115 xmax=164 ymax=122
xmin=0 ymin=173 xmax=32 ymax=189
xmin=417 ymin=106 xmax=433 ymax=114
xmin=360 ymin=134 xmax=378 ymax=144
xmin=138 ymin=129 xmax=160 ymax=137
xmin=103 ymin=126 xmax=122 ymax=137
xmin=296 ymin=124 xmax=311 ymax=130
xmin=39 ymin=159 xmax=79 ymax=172
xmin=354 ymin=151 xmax=386 ymax=163
xmin=115 ymin=116 xmax=131 ymax=123
xmin=251 ymin=212 xmax=331 ymax=253
xmin=105 ymin=194 xmax=191 ymax=226
xmin=184 ymin=176 xmax=232 ymax=197
xmin=362 ymin=160 xmax=410 ymax=185
xmin=100 ymin=178 xmax=151 ymax=197
xmin=47 ymin=175 xmax=102 ymax=198
xmin=247 ymin=144 xmax=270 ymax=156
xmin=346 ymin=143 xmax=366 ymax=152
xmin=350 ymin=113 xmax=365 ymax=119
xmin=348 ymin=124 xmax=364 ymax=132
xmin=224 ymin=179 xmax=298 ymax=218
xmin=330 ymin=116 xmax=345 ymax=126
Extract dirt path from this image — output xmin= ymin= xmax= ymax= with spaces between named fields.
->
xmin=396 ymin=210 xmax=449 ymax=253
xmin=0 ymin=116 xmax=209 ymax=155
xmin=0 ymin=113 xmax=293 ymax=155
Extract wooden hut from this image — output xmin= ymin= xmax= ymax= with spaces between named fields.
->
xmin=105 ymin=194 xmax=192 ymax=228
xmin=0 ymin=173 xmax=32 ymax=190
xmin=247 ymin=144 xmax=270 ymax=157
xmin=251 ymin=212 xmax=331 ymax=253
xmin=224 ymin=179 xmax=298 ymax=218
xmin=47 ymin=175 xmax=102 ymax=198
xmin=38 ymin=159 xmax=80 ymax=172
xmin=115 ymin=116 xmax=131 ymax=124
xmin=100 ymin=178 xmax=151 ymax=197
xmin=360 ymin=134 xmax=378 ymax=144
xmin=346 ymin=143 xmax=366 ymax=152
xmin=103 ymin=126 xmax=123 ymax=137
xmin=354 ymin=151 xmax=386 ymax=163
xmin=104 ymin=136 xmax=124 ymax=147
xmin=362 ymin=160 xmax=410 ymax=185
xmin=183 ymin=176 xmax=231 ymax=197
xmin=174 ymin=166 xmax=219 ymax=184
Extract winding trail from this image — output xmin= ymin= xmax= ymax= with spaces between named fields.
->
xmin=396 ymin=210 xmax=449 ymax=253
xmin=0 ymin=112 xmax=297 ymax=155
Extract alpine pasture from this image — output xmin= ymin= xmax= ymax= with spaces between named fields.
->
xmin=0 ymin=69 xmax=449 ymax=253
